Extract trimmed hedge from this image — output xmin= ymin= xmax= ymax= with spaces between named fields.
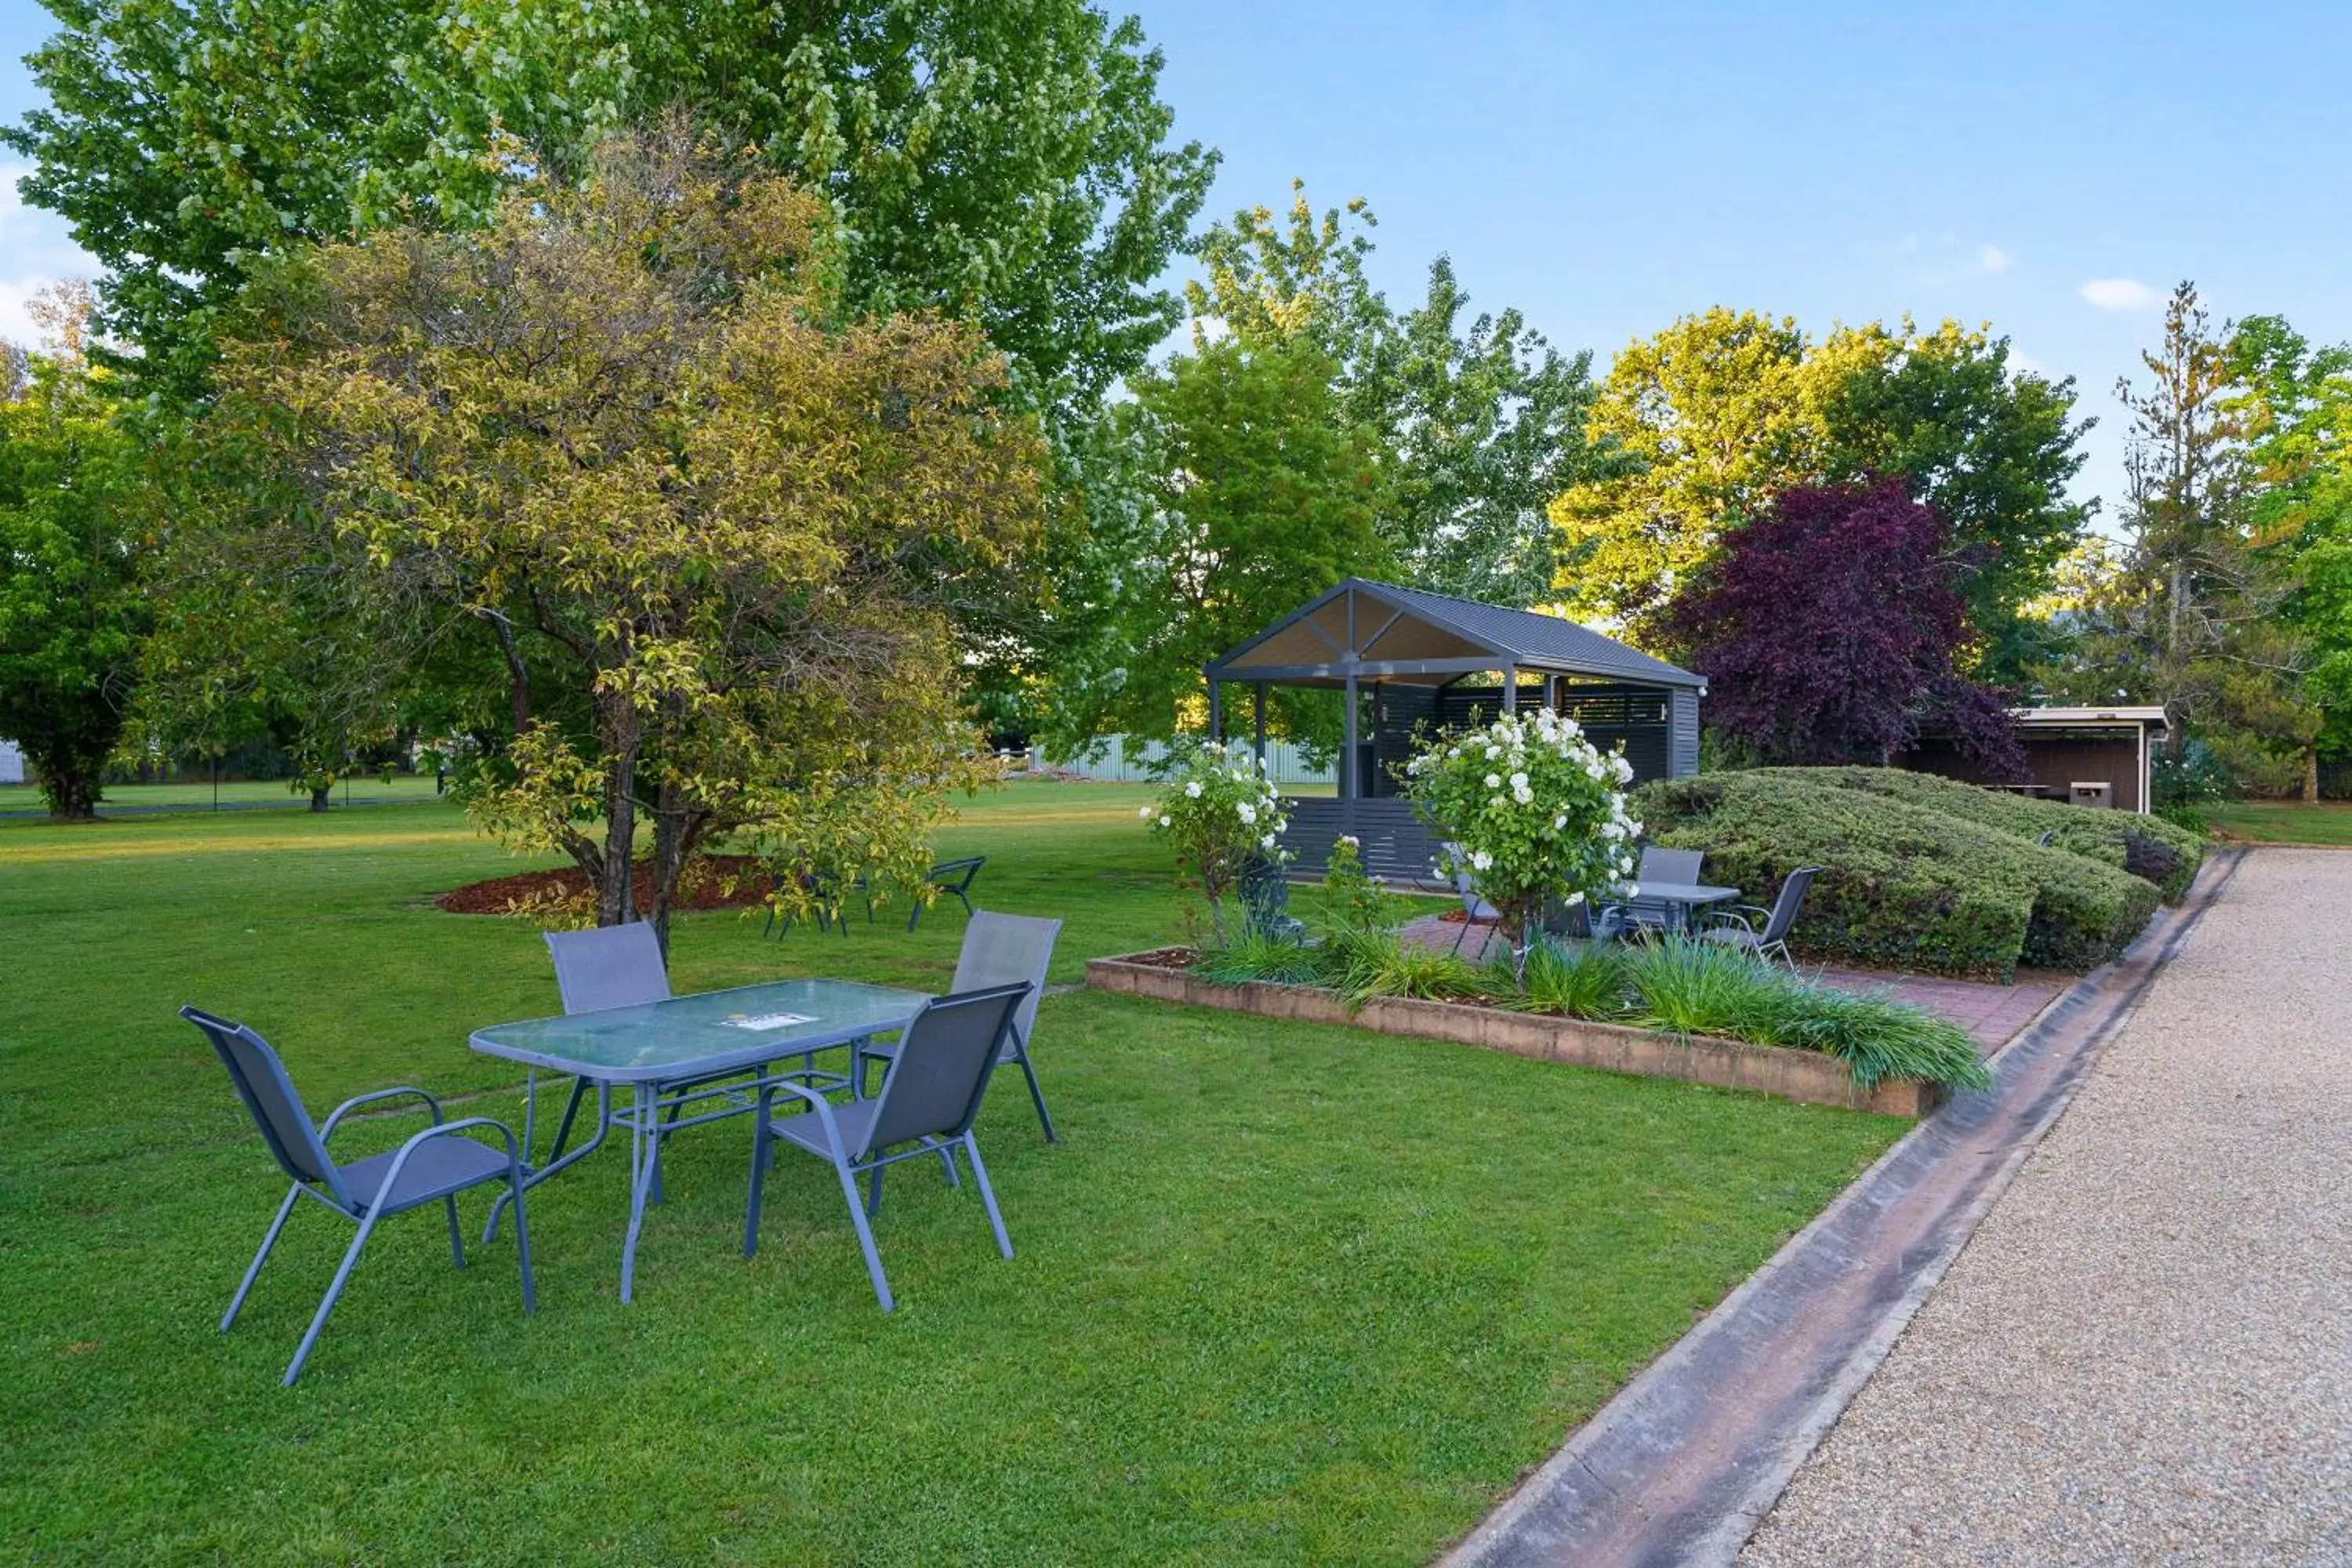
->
xmin=1631 ymin=770 xmax=2170 ymax=978
xmin=1761 ymin=767 xmax=2205 ymax=902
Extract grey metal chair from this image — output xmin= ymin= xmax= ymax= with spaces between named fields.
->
xmin=1701 ymin=866 xmax=1821 ymax=973
xmin=906 ymin=856 xmax=987 ymax=931
xmin=744 ymin=981 xmax=1032 ymax=1312
xmin=1439 ymin=841 xmax=1502 ymax=957
xmin=855 ymin=911 xmax=1062 ymax=1142
xmin=1617 ymin=845 xmax=1704 ymax=931
xmin=180 ymin=1006 xmax=535 ymax=1386
xmin=539 ymin=924 xmax=670 ymax=1165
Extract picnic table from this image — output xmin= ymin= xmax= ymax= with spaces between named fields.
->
xmin=470 ymin=978 xmax=927 ymax=1302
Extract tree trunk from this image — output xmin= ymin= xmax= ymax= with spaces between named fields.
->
xmin=309 ymin=784 xmax=332 ymax=811
xmin=594 ymin=693 xmax=642 ymax=927
xmin=2306 ymin=744 xmax=2321 ymax=805
xmin=646 ymin=775 xmax=705 ymax=958
xmin=35 ymin=757 xmax=101 ymax=822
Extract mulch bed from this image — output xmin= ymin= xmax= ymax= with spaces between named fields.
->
xmin=436 ymin=855 xmax=771 ymax=916
xmin=1112 ymin=946 xmax=1196 ymax=970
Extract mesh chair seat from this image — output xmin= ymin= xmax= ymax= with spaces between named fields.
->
xmin=768 ymin=1098 xmax=882 ymax=1160
xmin=339 ymin=1138 xmax=515 ymax=1215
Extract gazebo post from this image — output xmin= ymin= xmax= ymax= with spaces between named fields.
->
xmin=1342 ymin=671 xmax=1359 ymax=800
xmin=1253 ymin=684 xmax=1267 ymax=770
xmin=1208 ymin=680 xmax=1222 ymax=742
xmin=1502 ymin=665 xmax=1517 ymax=714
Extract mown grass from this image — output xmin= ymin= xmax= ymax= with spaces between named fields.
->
xmin=2204 ymin=800 xmax=2352 ymax=846
xmin=0 ymin=774 xmax=448 ymax=815
xmin=0 ymin=783 xmax=1904 ymax=1565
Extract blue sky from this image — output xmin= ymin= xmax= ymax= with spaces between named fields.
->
xmin=5 ymin=0 xmax=2344 ymax=510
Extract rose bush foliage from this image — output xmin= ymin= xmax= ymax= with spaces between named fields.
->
xmin=1142 ymin=739 xmax=1290 ymax=944
xmin=1403 ymin=708 xmax=1639 ymax=978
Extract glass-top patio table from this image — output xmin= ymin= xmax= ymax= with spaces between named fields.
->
xmin=470 ymin=978 xmax=928 ymax=1303
xmin=1627 ymin=880 xmax=1740 ymax=933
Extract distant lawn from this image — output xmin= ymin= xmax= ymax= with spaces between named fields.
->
xmin=0 ymin=783 xmax=1903 ymax=1564
xmin=2203 ymin=800 xmax=2352 ymax=847
xmin=0 ymin=772 xmax=447 ymax=816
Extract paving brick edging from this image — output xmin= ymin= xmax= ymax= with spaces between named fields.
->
xmin=1083 ymin=955 xmax=1942 ymax=1118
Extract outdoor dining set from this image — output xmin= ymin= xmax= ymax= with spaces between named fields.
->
xmin=183 ymin=907 xmax=1062 ymax=1385
xmin=1446 ymin=843 xmax=1820 ymax=970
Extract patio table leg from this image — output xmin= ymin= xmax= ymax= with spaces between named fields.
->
xmin=484 ymin=1079 xmax=612 ymax=1244
xmin=620 ymin=1080 xmax=661 ymax=1304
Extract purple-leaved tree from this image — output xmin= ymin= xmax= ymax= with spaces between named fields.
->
xmin=1662 ymin=477 xmax=2029 ymax=775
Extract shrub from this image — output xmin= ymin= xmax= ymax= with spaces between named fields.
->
xmin=1514 ymin=940 xmax=1632 ymax=1022
xmin=1767 ymin=766 xmax=2205 ymax=902
xmin=1402 ymin=707 xmax=1639 ymax=985
xmin=1632 ymin=771 xmax=2166 ymax=978
xmin=1334 ymin=933 xmax=1495 ymax=1006
xmin=1143 ymin=740 xmax=1291 ymax=945
xmin=1309 ymin=833 xmax=1410 ymax=949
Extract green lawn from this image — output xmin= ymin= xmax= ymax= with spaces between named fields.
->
xmin=2204 ymin=799 xmax=2352 ymax=846
xmin=0 ymin=773 xmax=448 ymax=815
xmin=0 ymin=783 xmax=1904 ymax=1565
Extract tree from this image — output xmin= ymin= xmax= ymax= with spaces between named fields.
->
xmin=0 ymin=285 xmax=145 ymax=820
xmin=2227 ymin=314 xmax=2352 ymax=797
xmin=2058 ymin=284 xmax=2318 ymax=792
xmin=1660 ymin=478 xmax=2027 ymax=773
xmin=8 ymin=0 xmax=1214 ymax=417
xmin=1552 ymin=311 xmax=2091 ymax=668
xmin=1075 ymin=336 xmax=1385 ymax=746
xmin=189 ymin=127 xmax=1045 ymax=943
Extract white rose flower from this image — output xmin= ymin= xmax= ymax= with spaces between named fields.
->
xmin=1484 ymin=773 xmax=1501 ymax=789
xmin=1513 ymin=786 xmax=1534 ymax=805
xmin=1158 ymin=814 xmax=1171 ymax=827
xmin=1470 ymin=850 xmax=1493 ymax=871
xmin=1491 ymin=795 xmax=1506 ymax=808
xmin=1485 ymin=745 xmax=1502 ymax=760
xmin=1508 ymin=771 xmax=1528 ymax=790
xmin=1138 ymin=804 xmax=1155 ymax=820
xmin=1552 ymin=814 xmax=1567 ymax=831
xmin=1236 ymin=801 xmax=1257 ymax=825
xmin=1566 ymin=890 xmax=1586 ymax=906
xmin=1261 ymin=833 xmax=1277 ymax=850
xmin=1184 ymin=780 xmax=1202 ymax=798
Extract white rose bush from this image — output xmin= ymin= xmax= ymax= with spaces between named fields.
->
xmin=1143 ymin=740 xmax=1292 ymax=946
xmin=1403 ymin=707 xmax=1641 ymax=985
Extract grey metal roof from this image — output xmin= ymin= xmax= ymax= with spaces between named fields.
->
xmin=1207 ymin=578 xmax=1706 ymax=691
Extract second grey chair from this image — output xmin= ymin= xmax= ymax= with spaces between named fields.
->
xmin=854 ymin=910 xmax=1063 ymax=1142
xmin=1702 ymin=866 xmax=1821 ymax=972
xmin=1619 ymin=846 xmax=1705 ymax=932
xmin=181 ymin=1006 xmax=535 ymax=1386
xmin=744 ymin=981 xmax=1033 ymax=1312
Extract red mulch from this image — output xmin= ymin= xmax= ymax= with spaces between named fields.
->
xmin=436 ymin=855 xmax=771 ymax=916
xmin=1112 ymin=946 xmax=1197 ymax=970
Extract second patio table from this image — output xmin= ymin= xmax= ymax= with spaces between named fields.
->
xmin=470 ymin=978 xmax=927 ymax=1303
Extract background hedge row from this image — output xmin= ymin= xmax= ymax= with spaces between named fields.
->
xmin=1630 ymin=768 xmax=2204 ymax=978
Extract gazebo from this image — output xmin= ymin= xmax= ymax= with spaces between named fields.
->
xmin=1205 ymin=579 xmax=1707 ymax=881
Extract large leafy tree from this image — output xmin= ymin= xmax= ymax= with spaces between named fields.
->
xmin=2057 ymin=285 xmax=2318 ymax=792
xmin=1054 ymin=336 xmax=1385 ymax=747
xmin=0 ymin=285 xmax=145 ymax=820
xmin=1552 ymin=311 xmax=2090 ymax=680
xmin=8 ymin=0 xmax=1214 ymax=417
xmin=2228 ymin=314 xmax=2352 ymax=797
xmin=1661 ymin=477 xmax=2027 ymax=772
xmin=181 ymin=127 xmax=1045 ymax=942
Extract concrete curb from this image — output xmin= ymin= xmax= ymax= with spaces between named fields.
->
xmin=1436 ymin=849 xmax=2246 ymax=1568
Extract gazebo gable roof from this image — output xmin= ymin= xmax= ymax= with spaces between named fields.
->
xmin=1205 ymin=579 xmax=1704 ymax=691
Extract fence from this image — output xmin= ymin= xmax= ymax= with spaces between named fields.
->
xmin=1033 ymin=734 xmax=1336 ymax=786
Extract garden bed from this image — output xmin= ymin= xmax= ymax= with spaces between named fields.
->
xmin=1087 ymin=950 xmax=1948 ymax=1117
xmin=437 ymin=854 xmax=768 ymax=915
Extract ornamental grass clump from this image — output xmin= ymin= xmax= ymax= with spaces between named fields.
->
xmin=1142 ymin=739 xmax=1290 ymax=946
xmin=1402 ymin=707 xmax=1639 ymax=985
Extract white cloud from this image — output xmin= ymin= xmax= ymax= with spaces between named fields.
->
xmin=0 ymin=164 xmax=101 ymax=350
xmin=2079 ymin=277 xmax=2162 ymax=312
xmin=2009 ymin=349 xmax=2046 ymax=375
xmin=1977 ymin=244 xmax=2013 ymax=274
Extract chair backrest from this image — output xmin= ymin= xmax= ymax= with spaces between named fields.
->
xmin=949 ymin=910 xmax=1062 ymax=1059
xmin=863 ymin=982 xmax=1033 ymax=1155
xmin=180 ymin=1006 xmax=347 ymax=1203
xmin=1759 ymin=866 xmax=1820 ymax=944
xmin=544 ymin=923 xmax=670 ymax=1015
xmin=1638 ymin=846 xmax=1703 ymax=887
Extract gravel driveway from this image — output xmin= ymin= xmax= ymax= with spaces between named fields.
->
xmin=1741 ymin=849 xmax=2352 ymax=1566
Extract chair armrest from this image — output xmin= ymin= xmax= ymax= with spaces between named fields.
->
xmin=1708 ymin=906 xmax=1768 ymax=935
xmin=320 ymin=1086 xmax=443 ymax=1142
xmin=754 ymin=1078 xmax=854 ymax=1155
